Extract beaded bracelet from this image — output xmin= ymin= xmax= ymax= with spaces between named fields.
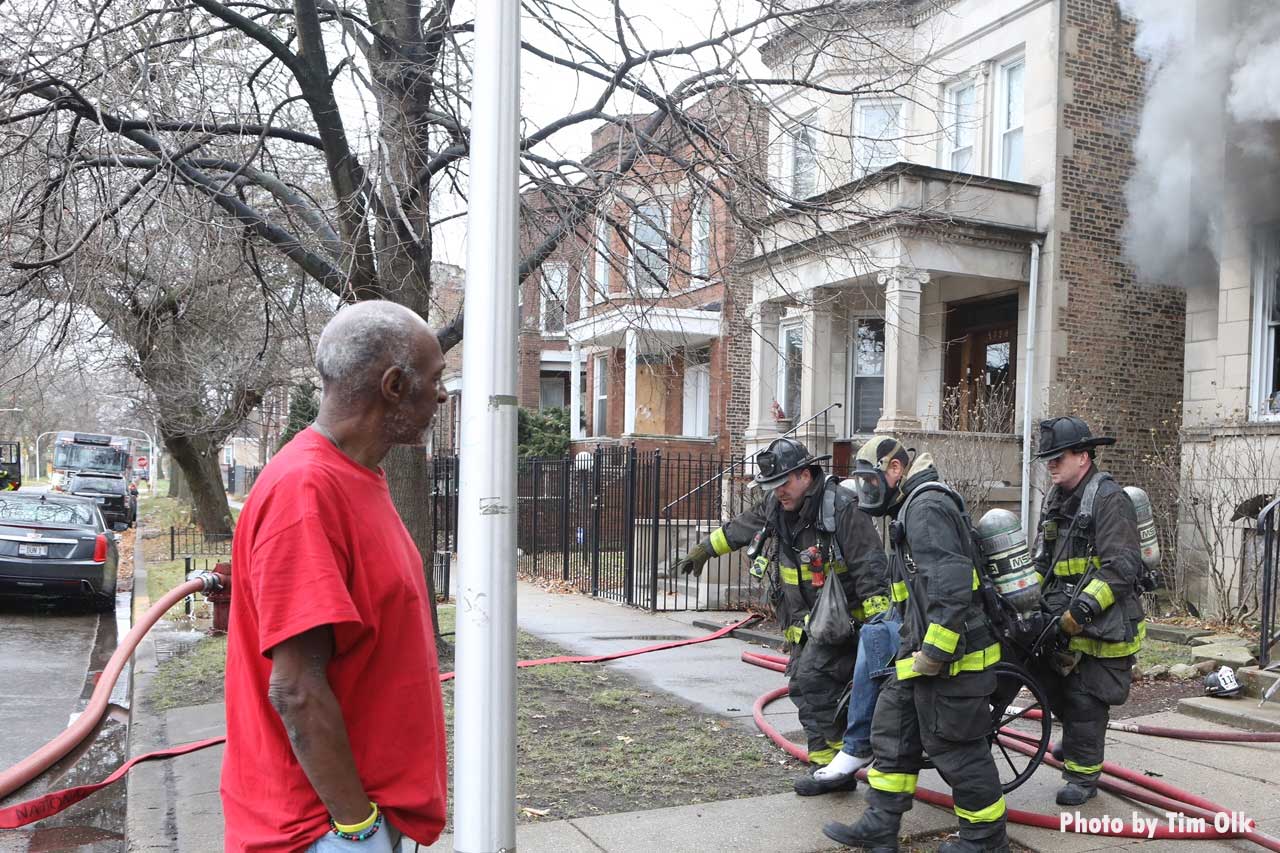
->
xmin=330 ymin=804 xmax=383 ymax=842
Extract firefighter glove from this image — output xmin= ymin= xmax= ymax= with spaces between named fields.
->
xmin=1060 ymin=609 xmax=1085 ymax=636
xmin=910 ymin=651 xmax=945 ymax=677
xmin=676 ymin=542 xmax=713 ymax=577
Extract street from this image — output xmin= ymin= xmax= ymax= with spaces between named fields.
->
xmin=0 ymin=595 xmax=129 ymax=852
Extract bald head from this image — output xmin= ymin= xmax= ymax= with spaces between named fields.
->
xmin=315 ymin=301 xmax=441 ymax=408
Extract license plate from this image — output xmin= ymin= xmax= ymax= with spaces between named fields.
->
xmin=18 ymin=544 xmax=48 ymax=557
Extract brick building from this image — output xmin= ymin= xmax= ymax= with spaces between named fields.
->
xmin=739 ymin=0 xmax=1185 ymax=528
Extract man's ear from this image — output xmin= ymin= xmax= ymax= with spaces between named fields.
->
xmin=380 ymin=365 xmax=408 ymax=403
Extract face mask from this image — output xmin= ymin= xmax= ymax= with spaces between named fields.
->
xmin=851 ymin=468 xmax=891 ymax=516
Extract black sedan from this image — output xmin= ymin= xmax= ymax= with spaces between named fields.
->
xmin=67 ymin=472 xmax=137 ymax=528
xmin=0 ymin=493 xmax=122 ymax=611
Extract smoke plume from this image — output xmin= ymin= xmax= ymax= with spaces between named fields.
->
xmin=1118 ymin=0 xmax=1280 ymax=287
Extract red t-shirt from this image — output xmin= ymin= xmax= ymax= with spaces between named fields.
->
xmin=220 ymin=428 xmax=447 ymax=852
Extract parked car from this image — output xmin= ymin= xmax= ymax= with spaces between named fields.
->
xmin=67 ymin=472 xmax=137 ymax=528
xmin=0 ymin=493 xmax=123 ymax=611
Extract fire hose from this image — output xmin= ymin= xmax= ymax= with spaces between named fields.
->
xmin=741 ymin=649 xmax=1280 ymax=850
xmin=3 ymin=592 xmax=1278 ymax=847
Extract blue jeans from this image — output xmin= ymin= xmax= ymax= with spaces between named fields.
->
xmin=842 ymin=611 xmax=902 ymax=758
xmin=306 ymin=822 xmax=403 ymax=852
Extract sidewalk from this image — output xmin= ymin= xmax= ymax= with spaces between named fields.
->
xmin=123 ymin=581 xmax=1280 ymax=851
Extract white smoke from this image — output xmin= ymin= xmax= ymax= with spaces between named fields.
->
xmin=1119 ymin=0 xmax=1280 ymax=287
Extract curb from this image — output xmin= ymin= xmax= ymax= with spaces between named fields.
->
xmin=1176 ymin=695 xmax=1280 ymax=733
xmin=691 ymin=618 xmax=786 ymax=651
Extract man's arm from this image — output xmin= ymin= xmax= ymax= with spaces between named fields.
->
xmin=836 ymin=506 xmax=889 ymax=620
xmin=703 ymin=499 xmax=770 ymax=558
xmin=267 ymin=626 xmax=370 ymax=826
xmin=1075 ymin=490 xmax=1143 ymax=619
xmin=906 ymin=499 xmax=974 ymax=664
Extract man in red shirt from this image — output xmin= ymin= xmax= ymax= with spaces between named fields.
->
xmin=221 ymin=300 xmax=449 ymax=852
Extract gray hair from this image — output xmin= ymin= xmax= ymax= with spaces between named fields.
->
xmin=314 ymin=301 xmax=427 ymax=402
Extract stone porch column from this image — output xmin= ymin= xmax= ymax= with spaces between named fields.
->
xmin=624 ymin=328 xmax=638 ymax=435
xmin=876 ymin=267 xmax=929 ymax=432
xmin=800 ymin=291 xmax=836 ymax=449
xmin=569 ymin=343 xmax=583 ymax=440
xmin=745 ymin=301 xmax=782 ymax=441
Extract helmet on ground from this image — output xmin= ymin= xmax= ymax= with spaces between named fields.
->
xmin=753 ymin=437 xmax=829 ymax=491
xmin=1203 ymin=665 xmax=1243 ymax=698
xmin=850 ymin=435 xmax=910 ymax=516
xmin=1034 ymin=416 xmax=1116 ymax=460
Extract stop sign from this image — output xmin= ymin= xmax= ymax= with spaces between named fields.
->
xmin=137 ymin=456 xmax=149 ymax=468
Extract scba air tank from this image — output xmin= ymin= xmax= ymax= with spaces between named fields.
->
xmin=975 ymin=508 xmax=1041 ymax=614
xmin=1123 ymin=485 xmax=1161 ymax=568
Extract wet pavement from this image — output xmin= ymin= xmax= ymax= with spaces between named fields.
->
xmin=0 ymin=593 xmax=131 ymax=853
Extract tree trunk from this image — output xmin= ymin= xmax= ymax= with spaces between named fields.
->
xmin=166 ymin=434 xmax=234 ymax=534
xmin=169 ymin=461 xmax=184 ymax=499
xmin=385 ymin=443 xmax=441 ymax=637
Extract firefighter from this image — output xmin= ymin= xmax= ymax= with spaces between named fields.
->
xmin=673 ymin=437 xmax=888 ymax=795
xmin=1029 ymin=416 xmax=1144 ymax=807
xmin=823 ymin=436 xmax=1007 ymax=853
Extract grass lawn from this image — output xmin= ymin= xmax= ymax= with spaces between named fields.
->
xmin=148 ymin=635 xmax=227 ymax=712
xmin=1136 ymin=638 xmax=1196 ymax=670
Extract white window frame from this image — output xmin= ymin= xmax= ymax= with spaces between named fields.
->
xmin=776 ymin=318 xmax=804 ymax=421
xmin=775 ymin=112 xmax=818 ymax=200
xmin=682 ymin=350 xmax=712 ymax=437
xmin=1250 ymin=227 xmax=1280 ymax=420
xmin=593 ymin=216 xmax=610 ymax=303
xmin=690 ymin=194 xmax=712 ymax=282
xmin=996 ymin=56 xmax=1026 ymax=181
xmin=846 ymin=315 xmax=886 ymax=436
xmin=853 ymin=99 xmax=904 ymax=177
xmin=944 ymin=81 xmax=977 ymax=173
xmin=628 ymin=201 xmax=669 ymax=295
xmin=592 ymin=354 xmax=610 ymax=436
xmin=540 ymin=261 xmax=569 ymax=335
xmin=577 ymin=254 xmax=590 ymax=320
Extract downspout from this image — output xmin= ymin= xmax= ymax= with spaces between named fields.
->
xmin=1020 ymin=240 xmax=1042 ymax=537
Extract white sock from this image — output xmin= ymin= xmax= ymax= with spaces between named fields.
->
xmin=814 ymin=750 xmax=871 ymax=780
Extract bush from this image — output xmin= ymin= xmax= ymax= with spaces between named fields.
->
xmin=518 ymin=407 xmax=569 ymax=458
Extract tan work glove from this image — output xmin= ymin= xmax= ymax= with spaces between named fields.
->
xmin=910 ymin=651 xmax=945 ymax=677
xmin=1060 ymin=610 xmax=1085 ymax=636
xmin=675 ymin=542 xmax=712 ymax=577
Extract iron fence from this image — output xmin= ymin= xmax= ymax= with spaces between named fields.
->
xmin=1257 ymin=498 xmax=1280 ymax=668
xmin=170 ymin=525 xmax=233 ymax=560
xmin=426 ymin=403 xmax=845 ymax=613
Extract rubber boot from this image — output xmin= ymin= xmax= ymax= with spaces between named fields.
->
xmin=822 ymin=807 xmax=900 ymax=851
xmin=938 ymin=829 xmax=1011 ymax=853
xmin=1055 ymin=782 xmax=1098 ymax=806
xmin=794 ymin=767 xmax=858 ymax=796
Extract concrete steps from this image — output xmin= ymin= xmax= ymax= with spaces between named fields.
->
xmin=1176 ymin=694 xmax=1280 ymax=732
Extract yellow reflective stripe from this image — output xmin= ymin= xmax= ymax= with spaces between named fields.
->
xmin=955 ymin=796 xmax=1007 ymax=824
xmin=809 ymin=746 xmax=839 ymax=766
xmin=1035 ymin=572 xmax=1045 ymax=586
xmin=867 ymin=768 xmax=918 ymax=794
xmin=923 ymin=623 xmax=960 ymax=654
xmin=778 ymin=561 xmax=848 ymax=585
xmin=709 ymin=528 xmax=731 ymax=556
xmin=862 ymin=595 xmax=890 ymax=617
xmin=1064 ymin=759 xmax=1102 ymax=776
xmin=785 ymin=625 xmax=804 ymax=644
xmin=1083 ymin=579 xmax=1115 ymax=610
xmin=1053 ymin=556 xmax=1101 ymax=577
xmin=897 ymin=642 xmax=1002 ymax=680
xmin=891 ymin=581 xmax=909 ymax=602
xmin=828 ymin=740 xmax=844 ymax=750
xmin=972 ymin=569 xmax=981 ymax=590
xmin=1069 ymin=620 xmax=1145 ymax=658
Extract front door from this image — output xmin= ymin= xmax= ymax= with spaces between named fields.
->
xmin=943 ymin=295 xmax=1017 ymax=433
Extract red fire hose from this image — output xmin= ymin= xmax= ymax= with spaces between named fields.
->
xmin=741 ymin=649 xmax=1280 ymax=850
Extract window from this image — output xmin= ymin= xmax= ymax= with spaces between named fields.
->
xmin=578 ymin=255 xmax=590 ymax=320
xmin=691 ymin=195 xmax=712 ymax=281
xmin=848 ymin=319 xmax=885 ymax=434
xmin=998 ymin=58 xmax=1025 ymax=181
xmin=592 ymin=354 xmax=609 ymax=436
xmin=946 ymin=82 xmax=977 ymax=172
xmin=539 ymin=374 xmax=566 ymax=410
xmin=789 ymin=119 xmax=818 ymax=199
xmin=854 ymin=101 xmax=903 ymax=175
xmin=777 ymin=319 xmax=803 ymax=421
xmin=593 ymin=216 xmax=610 ymax=303
xmin=629 ymin=201 xmax=669 ymax=294
xmin=682 ymin=349 xmax=711 ymax=436
xmin=943 ymin=295 xmax=1018 ymax=433
xmin=540 ymin=262 xmax=568 ymax=334
xmin=1251 ymin=228 xmax=1280 ymax=418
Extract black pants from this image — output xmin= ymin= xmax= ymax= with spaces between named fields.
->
xmin=787 ymin=633 xmax=857 ymax=765
xmin=866 ymin=671 xmax=1006 ymax=843
xmin=1033 ymin=653 xmax=1133 ymax=788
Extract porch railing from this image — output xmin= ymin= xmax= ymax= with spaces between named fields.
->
xmin=1256 ymin=497 xmax=1280 ymax=669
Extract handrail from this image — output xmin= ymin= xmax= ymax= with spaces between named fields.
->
xmin=660 ymin=402 xmax=843 ymax=514
xmin=1257 ymin=496 xmax=1280 ymax=669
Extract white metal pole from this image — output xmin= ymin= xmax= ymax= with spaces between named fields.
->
xmin=1020 ymin=241 xmax=1042 ymax=538
xmin=454 ymin=1 xmax=520 ymax=850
